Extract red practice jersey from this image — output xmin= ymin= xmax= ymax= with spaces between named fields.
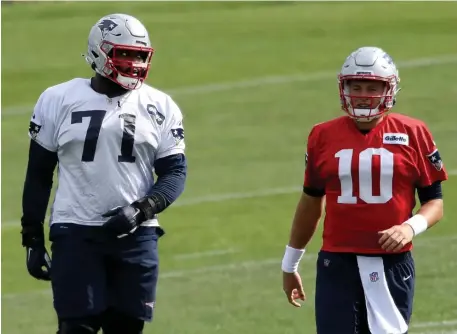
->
xmin=304 ymin=113 xmax=448 ymax=254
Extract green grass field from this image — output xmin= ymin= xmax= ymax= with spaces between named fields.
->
xmin=2 ymin=2 xmax=457 ymax=333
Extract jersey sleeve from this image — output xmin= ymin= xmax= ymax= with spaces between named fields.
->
xmin=28 ymin=89 xmax=59 ymax=152
xmin=415 ymin=123 xmax=448 ymax=187
xmin=156 ymin=96 xmax=186 ymax=160
xmin=303 ymin=126 xmax=325 ymax=191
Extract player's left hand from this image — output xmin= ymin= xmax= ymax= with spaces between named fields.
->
xmin=378 ymin=224 xmax=414 ymax=252
xmin=283 ymin=271 xmax=306 ymax=307
xmin=102 ymin=205 xmax=145 ymax=238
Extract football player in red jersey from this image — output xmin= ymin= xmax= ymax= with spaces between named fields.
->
xmin=281 ymin=46 xmax=448 ymax=334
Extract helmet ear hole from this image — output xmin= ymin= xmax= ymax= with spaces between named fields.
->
xmin=91 ymin=62 xmax=96 ymax=71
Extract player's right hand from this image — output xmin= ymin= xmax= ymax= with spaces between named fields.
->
xmin=21 ymin=225 xmax=52 ymax=281
xmin=282 ymin=271 xmax=306 ymax=307
xmin=102 ymin=205 xmax=143 ymax=238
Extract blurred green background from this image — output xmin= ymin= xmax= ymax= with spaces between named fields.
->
xmin=2 ymin=1 xmax=457 ymax=333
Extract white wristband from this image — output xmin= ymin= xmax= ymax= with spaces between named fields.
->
xmin=281 ymin=245 xmax=305 ymax=273
xmin=403 ymin=214 xmax=428 ymax=237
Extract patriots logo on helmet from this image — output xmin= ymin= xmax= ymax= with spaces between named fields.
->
xmin=171 ymin=128 xmax=184 ymax=144
xmin=98 ymin=19 xmax=121 ymax=38
xmin=427 ymin=149 xmax=443 ymax=171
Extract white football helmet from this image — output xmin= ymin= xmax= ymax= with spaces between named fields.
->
xmin=338 ymin=46 xmax=401 ymax=122
xmin=84 ymin=13 xmax=154 ymax=90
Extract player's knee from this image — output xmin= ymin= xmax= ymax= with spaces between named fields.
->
xmin=102 ymin=308 xmax=144 ymax=334
xmin=58 ymin=316 xmax=101 ymax=334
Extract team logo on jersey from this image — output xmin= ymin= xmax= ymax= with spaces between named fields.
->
xmin=29 ymin=121 xmax=42 ymax=139
xmin=146 ymin=104 xmax=165 ymax=125
xmin=171 ymin=127 xmax=184 ymax=144
xmin=383 ymin=133 xmax=409 ymax=146
xmin=305 ymin=152 xmax=308 ymax=167
xmin=427 ymin=149 xmax=443 ymax=171
xmin=369 ymin=272 xmax=379 ymax=283
xmin=98 ymin=19 xmax=121 ymax=38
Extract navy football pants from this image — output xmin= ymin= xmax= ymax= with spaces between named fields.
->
xmin=315 ymin=250 xmax=415 ymax=334
xmin=50 ymin=223 xmax=161 ymax=322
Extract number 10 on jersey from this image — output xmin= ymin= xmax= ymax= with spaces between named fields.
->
xmin=335 ymin=148 xmax=394 ymax=204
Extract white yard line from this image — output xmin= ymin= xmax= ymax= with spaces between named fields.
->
xmin=173 ymin=248 xmax=238 ymax=260
xmin=174 ymin=185 xmax=300 ymax=206
xmin=414 ymin=332 xmax=457 ymax=334
xmin=412 ymin=320 xmax=457 ymax=329
xmin=3 ymin=169 xmax=457 ymax=229
xmin=2 ymin=54 xmax=457 ymax=116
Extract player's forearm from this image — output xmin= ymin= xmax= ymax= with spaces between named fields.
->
xmin=288 ymin=193 xmax=324 ymax=249
xmin=416 ymin=199 xmax=444 ymax=229
xmin=281 ymin=193 xmax=324 ymax=273
xmin=134 ymin=153 xmax=187 ymax=219
xmin=149 ymin=153 xmax=187 ymax=209
xmin=21 ymin=140 xmax=57 ymax=228
xmin=402 ymin=198 xmax=444 ymax=238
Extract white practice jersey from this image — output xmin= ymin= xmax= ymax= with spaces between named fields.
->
xmin=29 ymin=78 xmax=186 ymax=227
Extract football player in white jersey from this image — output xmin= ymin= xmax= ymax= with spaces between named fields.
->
xmin=20 ymin=13 xmax=187 ymax=334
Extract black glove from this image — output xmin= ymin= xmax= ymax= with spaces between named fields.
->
xmin=102 ymin=196 xmax=161 ymax=238
xmin=102 ymin=205 xmax=145 ymax=238
xmin=21 ymin=225 xmax=52 ymax=281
